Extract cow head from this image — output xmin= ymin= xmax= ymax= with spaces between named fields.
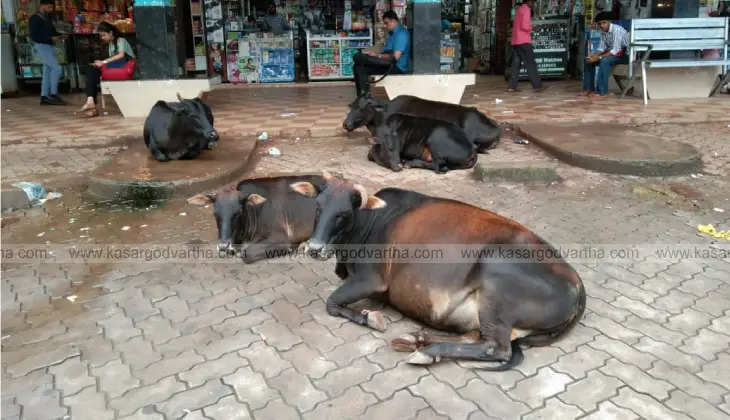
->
xmin=204 ymin=188 xmax=267 ymax=255
xmin=290 ymin=171 xmax=386 ymax=260
xmin=176 ymin=92 xmax=219 ymax=149
xmin=369 ymin=122 xmax=403 ymax=171
xmin=342 ymin=94 xmax=384 ymax=132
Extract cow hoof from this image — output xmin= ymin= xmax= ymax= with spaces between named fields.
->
xmin=391 ymin=334 xmax=418 ymax=352
xmin=363 ymin=310 xmax=388 ymax=332
xmin=406 ymin=351 xmax=439 ymax=365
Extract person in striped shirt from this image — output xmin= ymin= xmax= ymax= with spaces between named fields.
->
xmin=582 ymin=12 xmax=629 ymax=98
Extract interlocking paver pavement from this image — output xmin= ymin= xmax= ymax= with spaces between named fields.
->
xmin=3 ymin=78 xmax=730 ymax=420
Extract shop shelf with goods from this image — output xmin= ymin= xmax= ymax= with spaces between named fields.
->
xmin=306 ymin=27 xmax=372 ymax=80
xmin=226 ymin=31 xmax=294 ymax=83
xmin=189 ymin=0 xmax=207 ymax=72
xmin=505 ymin=18 xmax=570 ymax=80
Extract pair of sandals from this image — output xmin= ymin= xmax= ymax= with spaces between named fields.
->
xmin=77 ymin=103 xmax=99 ymax=118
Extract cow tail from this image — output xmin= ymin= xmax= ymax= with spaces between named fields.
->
xmin=479 ymin=278 xmax=586 ymax=372
xmin=371 ymin=62 xmax=395 ymax=84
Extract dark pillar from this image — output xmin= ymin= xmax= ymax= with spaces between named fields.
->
xmin=412 ymin=0 xmax=441 ymax=74
xmin=134 ymin=5 xmax=181 ymax=79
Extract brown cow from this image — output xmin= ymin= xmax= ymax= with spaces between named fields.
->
xmin=290 ymin=172 xmax=586 ymax=369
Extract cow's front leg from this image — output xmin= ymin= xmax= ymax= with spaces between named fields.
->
xmin=402 ymin=158 xmax=438 ymax=171
xmin=326 ymin=274 xmax=388 ymax=331
xmin=241 ymin=241 xmax=296 ymax=264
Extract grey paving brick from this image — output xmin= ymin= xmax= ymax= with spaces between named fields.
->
xmin=239 ymin=342 xmax=293 ymax=378
xmin=118 ymin=407 xmax=165 ymax=420
xmin=63 ymin=386 xmax=114 ymax=420
xmin=2 ymin=321 xmax=66 ymax=348
xmin=585 ymin=297 xmax=632 ymax=322
xmin=212 ymin=309 xmax=273 ymax=337
xmin=110 ymin=376 xmax=186 ymax=417
xmin=361 ymin=389 xmax=427 ymax=420
xmin=48 ymin=356 xmax=96 ymax=397
xmin=156 ymin=327 xmax=220 ymax=358
xmin=200 ymin=330 xmax=260 ymax=360
xmin=551 ymin=345 xmax=610 ymax=380
xmin=0 ymin=370 xmax=53 ymax=396
xmin=416 ymin=407 xmax=450 ymax=420
xmin=680 ymin=329 xmax=730 ymax=361
xmin=135 ymin=349 xmax=205 ymax=385
xmin=641 ymin=273 xmax=681 ymax=295
xmin=579 ymin=400 xmax=639 ymax=420
xmin=141 ymin=284 xmax=176 ymax=303
xmin=156 ymin=379 xmax=233 ymax=420
xmin=177 ymin=307 xmax=234 ymax=335
xmin=512 ymin=345 xmax=565 ymax=377
xmin=612 ymin=296 xmax=668 ymax=323
xmin=584 ymin=282 xmax=621 ymax=302
xmin=629 ymin=260 xmax=672 ymax=279
xmin=194 ymin=290 xmax=244 ymax=314
xmin=252 ymin=320 xmax=303 ymax=351
xmin=226 ymin=289 xmax=277 ymax=316
xmin=603 ymin=278 xmax=658 ymax=304
xmin=698 ymin=352 xmax=730 ymax=390
xmin=314 ymin=357 xmax=382 ymax=397
xmin=264 ymin=299 xmax=311 ymax=328
xmin=665 ymin=389 xmax=729 ymax=420
xmin=666 ymin=308 xmax=714 ymax=337
xmin=175 ymin=281 xmax=212 ymax=304
xmin=15 ymin=385 xmax=67 ymax=420
xmin=136 ymin=315 xmax=179 ymax=345
xmin=268 ymin=368 xmax=328 ymax=412
xmin=93 ymin=359 xmax=141 ymax=399
xmin=458 ymin=378 xmax=530 ymax=420
xmin=325 ymin=335 xmax=387 ymax=367
xmin=203 ymin=395 xmax=252 ymax=420
xmin=117 ymin=289 xmax=159 ymax=322
xmin=367 ymin=346 xmax=408 ymax=370
xmin=1 ymin=397 xmax=21 ymax=419
xmin=600 ymin=358 xmax=675 ymax=399
xmin=275 ymin=280 xmax=320 ymax=308
xmin=694 ymin=292 xmax=730 ymax=317
xmin=653 ymin=290 xmax=698 ymax=315
xmin=223 ymin=366 xmax=280 ymax=410
xmin=508 ymin=367 xmax=573 ymax=409
xmin=611 ymin=387 xmax=692 ymax=420
xmin=294 ymin=320 xmax=345 ymax=354
xmin=635 ymin=337 xmax=704 ymax=372
xmin=410 ymin=376 xmax=478 ymax=420
xmin=559 ymin=369 xmax=624 ymax=411
xmin=588 ymin=336 xmax=655 ymax=370
xmin=78 ymin=335 xmax=117 ymax=368
xmin=550 ymin=324 xmax=600 ymax=353
xmin=649 ymin=360 xmax=726 ymax=403
xmin=303 ymin=386 xmax=377 ymax=420
xmin=118 ymin=336 xmax=162 ymax=370
xmin=678 ymin=275 xmax=723 ymax=298
xmin=5 ymin=343 xmax=80 ymax=378
xmin=623 ymin=315 xmax=687 ymax=346
xmin=98 ymin=312 xmax=141 ymax=342
xmin=523 ymin=397 xmax=584 ymax=420
xmin=155 ymin=296 xmax=190 ymax=323
xmin=180 ymin=352 xmax=248 ymax=388
xmin=359 ymin=361 xmax=426 ymax=400
xmin=427 ymin=360 xmax=477 ymax=389
xmin=329 ymin=322 xmax=371 ymax=342
xmin=300 ymin=301 xmax=348 ymax=331
xmin=253 ymin=399 xmax=301 ymax=420
xmin=709 ymin=314 xmax=730 ymax=335
xmin=280 ymin=344 xmax=338 ymax=379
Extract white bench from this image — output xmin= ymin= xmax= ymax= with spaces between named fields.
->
xmin=619 ymin=17 xmax=730 ymax=105
xmin=100 ymin=78 xmax=216 ymax=118
xmin=370 ymin=73 xmax=476 ymax=104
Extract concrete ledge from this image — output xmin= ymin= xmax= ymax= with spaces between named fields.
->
xmin=101 ymin=79 xmax=214 ymax=118
xmin=472 ymin=162 xmax=559 ymax=183
xmin=87 ymin=133 xmax=257 ymax=202
xmin=1 ymin=187 xmax=31 ymax=211
xmin=518 ymin=123 xmax=702 ymax=177
xmin=374 ymin=73 xmax=476 ymax=104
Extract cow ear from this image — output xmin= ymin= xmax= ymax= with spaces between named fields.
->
xmin=365 ymin=195 xmax=387 ymax=209
xmin=290 ymin=182 xmax=318 ymax=197
xmin=247 ymin=193 xmax=267 ymax=206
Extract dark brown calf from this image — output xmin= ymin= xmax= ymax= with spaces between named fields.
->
xmin=291 ymin=172 xmax=586 ymax=369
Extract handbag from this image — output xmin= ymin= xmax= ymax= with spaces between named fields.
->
xmin=101 ymin=58 xmax=136 ymax=81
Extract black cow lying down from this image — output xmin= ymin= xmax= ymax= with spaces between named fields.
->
xmin=144 ymin=93 xmax=219 ymax=162
xmin=367 ymin=112 xmax=477 ymax=174
xmin=200 ymin=174 xmax=333 ymax=265
xmin=290 ymin=171 xmax=586 ymax=370
xmin=344 ymin=94 xmax=501 ymax=153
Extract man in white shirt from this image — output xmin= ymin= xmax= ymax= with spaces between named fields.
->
xmin=581 ymin=12 xmax=629 ymax=99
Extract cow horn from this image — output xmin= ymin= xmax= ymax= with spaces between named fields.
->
xmin=176 ymin=92 xmax=184 ymax=102
xmin=353 ymin=184 xmax=368 ymax=209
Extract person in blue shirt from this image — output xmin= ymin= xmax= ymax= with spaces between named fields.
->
xmin=352 ymin=10 xmax=410 ymax=97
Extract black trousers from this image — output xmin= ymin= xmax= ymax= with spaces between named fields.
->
xmin=85 ymin=66 xmax=102 ymax=102
xmin=353 ymin=52 xmax=402 ymax=96
xmin=508 ymin=43 xmax=542 ymax=89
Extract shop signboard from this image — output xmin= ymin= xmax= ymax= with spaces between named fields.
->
xmin=518 ymin=50 xmax=567 ymax=76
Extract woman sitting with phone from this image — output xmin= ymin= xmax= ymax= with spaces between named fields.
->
xmin=78 ymin=22 xmax=136 ymax=117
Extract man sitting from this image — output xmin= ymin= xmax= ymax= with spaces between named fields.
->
xmin=352 ymin=10 xmax=410 ymax=97
xmin=582 ymin=12 xmax=629 ymax=99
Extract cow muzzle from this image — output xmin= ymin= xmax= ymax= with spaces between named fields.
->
xmin=207 ymin=130 xmax=220 ymax=148
xmin=343 ymin=122 xmax=354 ymax=132
xmin=302 ymin=240 xmax=331 ymax=260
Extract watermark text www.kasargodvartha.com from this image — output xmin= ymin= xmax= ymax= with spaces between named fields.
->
xmin=1 ymin=243 xmax=728 ymax=264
